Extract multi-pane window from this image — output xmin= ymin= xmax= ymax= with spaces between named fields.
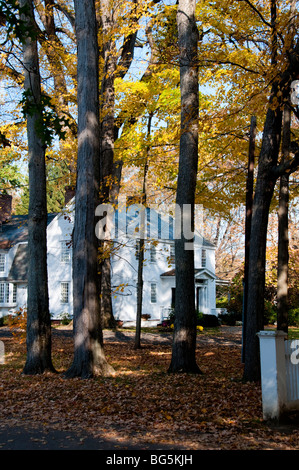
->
xmin=0 ymin=282 xmax=16 ymax=304
xmin=12 ymin=284 xmax=17 ymax=303
xmin=0 ymin=283 xmax=5 ymax=303
xmin=60 ymin=241 xmax=71 ymax=263
xmin=0 ymin=253 xmax=6 ymax=273
xmin=60 ymin=282 xmax=69 ymax=304
xmin=169 ymin=244 xmax=175 ymax=264
xmin=150 ymin=245 xmax=156 ymax=263
xmin=201 ymin=249 xmax=207 ymax=268
xmin=5 ymin=283 xmax=9 ymax=303
xmin=135 ymin=240 xmax=142 ymax=260
xmin=150 ymin=283 xmax=157 ymax=303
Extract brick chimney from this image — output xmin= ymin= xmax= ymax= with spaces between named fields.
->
xmin=64 ymin=186 xmax=76 ymax=205
xmin=0 ymin=193 xmax=12 ymax=223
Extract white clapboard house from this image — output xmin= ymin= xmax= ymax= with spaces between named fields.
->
xmin=0 ymin=193 xmax=220 ymax=325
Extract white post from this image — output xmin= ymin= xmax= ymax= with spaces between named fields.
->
xmin=0 ymin=340 xmax=4 ymax=364
xmin=257 ymin=331 xmax=288 ymax=420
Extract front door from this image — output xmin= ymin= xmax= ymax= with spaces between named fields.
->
xmin=196 ymin=284 xmax=207 ymax=313
xmin=171 ymin=288 xmax=176 ymax=308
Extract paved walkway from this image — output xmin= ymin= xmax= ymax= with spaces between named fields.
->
xmin=0 ymin=325 xmax=243 ymax=346
xmin=0 ymin=422 xmax=188 ymax=450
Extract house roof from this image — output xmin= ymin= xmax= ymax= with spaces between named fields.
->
xmin=115 ymin=205 xmax=215 ymax=247
xmin=0 ymin=214 xmax=57 ymax=249
xmin=161 ymin=268 xmax=213 ymax=277
xmin=0 ymin=213 xmax=56 ymax=282
xmin=0 ymin=206 xmax=216 ymax=282
xmin=7 ymin=244 xmax=28 ymax=282
xmin=160 ymin=267 xmax=226 ymax=283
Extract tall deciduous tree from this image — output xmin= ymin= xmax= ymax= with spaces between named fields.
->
xmin=243 ymin=1 xmax=299 ymax=382
xmin=277 ymin=103 xmax=291 ymax=333
xmin=134 ymin=112 xmax=152 ymax=349
xmin=168 ymin=0 xmax=202 ymax=374
xmin=98 ymin=0 xmax=118 ymax=330
xmin=20 ymin=0 xmax=55 ymax=375
xmin=99 ymin=0 xmax=144 ymax=329
xmin=276 ymin=0 xmax=297 ymax=334
xmin=65 ymin=0 xmax=113 ymax=379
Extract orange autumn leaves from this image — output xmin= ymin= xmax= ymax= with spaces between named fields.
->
xmin=1 ymin=327 xmax=299 ymax=449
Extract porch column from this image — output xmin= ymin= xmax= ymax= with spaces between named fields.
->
xmin=257 ymin=330 xmax=288 ymax=421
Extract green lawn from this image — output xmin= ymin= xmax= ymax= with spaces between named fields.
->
xmin=265 ymin=325 xmax=299 ymax=339
xmin=283 ymin=327 xmax=299 ymax=340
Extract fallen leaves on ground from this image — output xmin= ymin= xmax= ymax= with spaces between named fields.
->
xmin=0 ymin=327 xmax=298 ymax=450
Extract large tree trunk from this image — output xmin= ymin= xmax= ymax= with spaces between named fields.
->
xmin=243 ymin=0 xmax=299 ymax=382
xmin=65 ymin=0 xmax=114 ymax=379
xmin=277 ymin=0 xmax=298 ymax=334
xmin=99 ymin=0 xmax=117 ymax=330
xmin=41 ymin=0 xmax=70 ymax=113
xmin=135 ymin=234 xmax=145 ymax=350
xmin=134 ymin=113 xmax=152 ymax=349
xmin=168 ymin=0 xmax=202 ymax=374
xmin=277 ymin=104 xmax=290 ymax=333
xmin=98 ymin=1 xmax=143 ymax=330
xmin=243 ymin=102 xmax=282 ymax=382
xmin=242 ymin=116 xmax=256 ymax=363
xmin=20 ymin=0 xmax=55 ymax=375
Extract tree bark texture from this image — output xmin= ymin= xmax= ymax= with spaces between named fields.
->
xmin=242 ymin=116 xmax=256 ymax=363
xmin=277 ymin=104 xmax=290 ymax=333
xmin=135 ymin=235 xmax=145 ymax=350
xmin=243 ymin=3 xmax=299 ymax=382
xmin=20 ymin=0 xmax=55 ymax=375
xmin=276 ymin=0 xmax=296 ymax=332
xmin=243 ymin=102 xmax=282 ymax=382
xmin=65 ymin=0 xmax=113 ymax=379
xmin=168 ymin=0 xmax=202 ymax=374
xmin=99 ymin=0 xmax=117 ymax=329
xmin=134 ymin=114 xmax=151 ymax=349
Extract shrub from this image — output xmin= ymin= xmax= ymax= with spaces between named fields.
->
xmin=163 ymin=310 xmax=219 ymax=328
xmin=288 ymin=308 xmax=299 ymax=327
xmin=218 ymin=312 xmax=240 ymax=326
xmin=0 ymin=315 xmax=11 ymax=327
xmin=197 ymin=313 xmax=220 ymax=327
xmin=167 ymin=308 xmax=175 ymax=324
xmin=263 ymin=300 xmax=277 ymax=325
xmin=227 ymin=273 xmax=243 ymax=316
xmin=216 ymin=296 xmax=229 ymax=309
xmin=7 ymin=308 xmax=27 ymax=343
xmin=60 ymin=312 xmax=72 ymax=325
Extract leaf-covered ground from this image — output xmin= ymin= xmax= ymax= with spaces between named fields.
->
xmin=0 ymin=326 xmax=298 ymax=450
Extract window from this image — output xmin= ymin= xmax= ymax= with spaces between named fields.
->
xmin=171 ymin=287 xmax=176 ymax=308
xmin=169 ymin=244 xmax=175 ymax=264
xmin=150 ymin=283 xmax=157 ymax=303
xmin=135 ymin=240 xmax=142 ymax=260
xmin=0 ymin=254 xmax=6 ymax=273
xmin=201 ymin=249 xmax=207 ymax=268
xmin=0 ymin=283 xmax=5 ymax=303
xmin=5 ymin=283 xmax=9 ymax=303
xmin=150 ymin=245 xmax=156 ymax=263
xmin=12 ymin=284 xmax=17 ymax=303
xmin=60 ymin=282 xmax=69 ymax=304
xmin=0 ymin=282 xmax=16 ymax=304
xmin=60 ymin=241 xmax=71 ymax=263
